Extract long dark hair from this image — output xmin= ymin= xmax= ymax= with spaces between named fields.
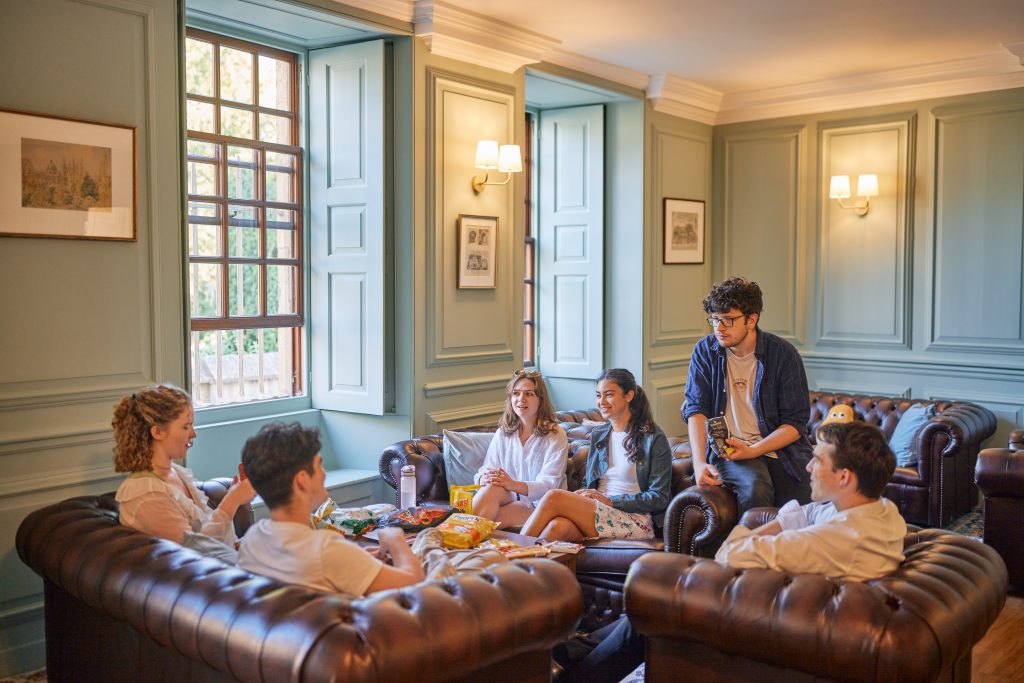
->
xmin=597 ymin=368 xmax=656 ymax=464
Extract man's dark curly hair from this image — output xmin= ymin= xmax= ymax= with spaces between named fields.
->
xmin=241 ymin=422 xmax=321 ymax=509
xmin=702 ymin=277 xmax=763 ymax=318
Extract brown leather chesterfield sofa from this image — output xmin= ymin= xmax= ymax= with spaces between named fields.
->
xmin=806 ymin=392 xmax=996 ymax=528
xmin=379 ymin=409 xmax=736 ymax=630
xmin=16 ymin=481 xmax=583 ymax=683
xmin=975 ymin=428 xmax=1024 ymax=589
xmin=672 ymin=392 xmax=996 ymax=533
xmin=624 ymin=515 xmax=1008 ymax=683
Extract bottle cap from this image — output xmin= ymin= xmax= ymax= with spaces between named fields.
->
xmin=401 ymin=465 xmax=415 ymax=475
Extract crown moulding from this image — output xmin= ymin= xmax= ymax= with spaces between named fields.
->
xmin=413 ymin=0 xmax=560 ymax=72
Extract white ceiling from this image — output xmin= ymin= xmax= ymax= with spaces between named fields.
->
xmin=447 ymin=0 xmax=1024 ymax=95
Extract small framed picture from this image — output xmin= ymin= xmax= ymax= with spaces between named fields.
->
xmin=0 ymin=108 xmax=136 ymax=241
xmin=663 ymin=198 xmax=704 ymax=264
xmin=457 ymin=214 xmax=497 ymax=289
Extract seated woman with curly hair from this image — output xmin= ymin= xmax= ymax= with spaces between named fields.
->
xmin=112 ymin=384 xmax=255 ymax=552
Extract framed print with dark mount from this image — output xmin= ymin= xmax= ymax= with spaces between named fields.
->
xmin=457 ymin=214 xmax=497 ymax=289
xmin=0 ymin=108 xmax=136 ymax=241
xmin=663 ymin=197 xmax=704 ymax=264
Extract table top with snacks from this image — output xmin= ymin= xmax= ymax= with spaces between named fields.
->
xmin=313 ymin=499 xmax=582 ymax=571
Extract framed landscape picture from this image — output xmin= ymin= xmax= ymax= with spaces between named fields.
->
xmin=663 ymin=197 xmax=704 ymax=264
xmin=456 ymin=214 xmax=497 ymax=288
xmin=0 ymin=109 xmax=136 ymax=241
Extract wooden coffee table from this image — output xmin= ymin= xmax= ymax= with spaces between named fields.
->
xmin=491 ymin=529 xmax=580 ymax=572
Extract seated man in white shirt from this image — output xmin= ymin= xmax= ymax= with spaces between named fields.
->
xmin=555 ymin=420 xmax=906 ymax=683
xmin=238 ymin=422 xmax=425 ymax=596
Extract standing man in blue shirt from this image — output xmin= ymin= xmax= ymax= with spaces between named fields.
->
xmin=682 ymin=277 xmax=812 ymax=514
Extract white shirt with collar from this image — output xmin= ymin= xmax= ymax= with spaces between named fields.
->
xmin=714 ymin=497 xmax=907 ymax=581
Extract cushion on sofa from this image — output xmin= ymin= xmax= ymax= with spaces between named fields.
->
xmin=888 ymin=403 xmax=934 ymax=467
xmin=442 ymin=430 xmax=494 ymax=486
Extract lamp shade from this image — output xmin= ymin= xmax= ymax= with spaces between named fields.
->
xmin=498 ymin=144 xmax=522 ymax=173
xmin=829 ymin=175 xmax=851 ymax=199
xmin=856 ymin=174 xmax=879 ymax=197
xmin=475 ymin=140 xmax=499 ymax=169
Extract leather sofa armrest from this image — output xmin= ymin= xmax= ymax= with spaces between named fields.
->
xmin=196 ymin=477 xmax=254 ymax=537
xmin=738 ymin=506 xmax=779 ymax=529
xmin=1010 ymin=430 xmax=1024 ymax=451
xmin=908 ymin=414 xmax=965 ymax=480
xmin=976 ymin=448 xmax=1024 ymax=496
xmin=378 ymin=437 xmax=448 ymax=505
xmin=662 ymin=484 xmax=737 ymax=555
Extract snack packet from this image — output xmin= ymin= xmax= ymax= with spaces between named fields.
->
xmin=311 ymin=497 xmax=337 ymax=528
xmin=449 ymin=484 xmax=480 ymax=513
xmin=377 ymin=506 xmax=456 ymax=531
xmin=435 ymin=513 xmax=498 ymax=549
xmin=331 ymin=507 xmax=377 ymax=537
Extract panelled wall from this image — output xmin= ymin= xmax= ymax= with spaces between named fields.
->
xmin=644 ymin=106 xmax=714 ymax=436
xmin=0 ymin=0 xmax=183 ymax=673
xmin=712 ymin=87 xmax=1024 ymax=445
xmin=410 ymin=44 xmax=526 ymax=435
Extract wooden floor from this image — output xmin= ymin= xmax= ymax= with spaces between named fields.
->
xmin=973 ymin=592 xmax=1024 ymax=682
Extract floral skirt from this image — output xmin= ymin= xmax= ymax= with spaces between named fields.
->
xmin=592 ymin=500 xmax=655 ymax=540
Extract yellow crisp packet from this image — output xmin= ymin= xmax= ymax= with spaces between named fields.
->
xmin=436 ymin=513 xmax=498 ymax=549
xmin=448 ymin=484 xmax=480 ymax=513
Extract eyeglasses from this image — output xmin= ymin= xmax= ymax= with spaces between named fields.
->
xmin=707 ymin=314 xmax=747 ymax=328
xmin=514 ymin=369 xmax=541 ymax=378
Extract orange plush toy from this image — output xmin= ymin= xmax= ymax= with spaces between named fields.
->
xmin=820 ymin=404 xmax=855 ymax=426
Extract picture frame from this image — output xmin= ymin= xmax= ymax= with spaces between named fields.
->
xmin=0 ymin=108 xmax=136 ymax=241
xmin=663 ymin=197 xmax=704 ymax=264
xmin=456 ymin=214 xmax=497 ymax=289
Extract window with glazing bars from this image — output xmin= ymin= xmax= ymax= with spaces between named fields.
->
xmin=185 ymin=28 xmax=303 ymax=407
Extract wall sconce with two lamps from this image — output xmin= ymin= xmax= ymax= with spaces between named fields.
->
xmin=829 ymin=173 xmax=879 ymax=216
xmin=471 ymin=139 xmax=522 ymax=193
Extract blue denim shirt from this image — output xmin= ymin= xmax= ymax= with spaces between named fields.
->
xmin=584 ymin=422 xmax=674 ymax=527
xmin=682 ymin=329 xmax=813 ymax=481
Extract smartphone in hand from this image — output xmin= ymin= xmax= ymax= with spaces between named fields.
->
xmin=706 ymin=416 xmax=735 ymax=457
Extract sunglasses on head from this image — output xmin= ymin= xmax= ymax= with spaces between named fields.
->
xmin=514 ymin=369 xmax=541 ymax=378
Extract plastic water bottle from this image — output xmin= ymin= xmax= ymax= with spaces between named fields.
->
xmin=399 ymin=465 xmax=417 ymax=510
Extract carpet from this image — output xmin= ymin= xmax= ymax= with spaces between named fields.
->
xmin=944 ymin=504 xmax=983 ymax=539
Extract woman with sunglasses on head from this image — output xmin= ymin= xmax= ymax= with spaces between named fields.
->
xmin=472 ymin=370 xmax=569 ymax=529
xmin=112 ymin=384 xmax=255 ymax=549
xmin=520 ymin=368 xmax=672 ymax=542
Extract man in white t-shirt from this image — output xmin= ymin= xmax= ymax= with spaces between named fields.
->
xmin=238 ymin=422 xmax=424 ymax=596
xmin=555 ymin=420 xmax=906 ymax=683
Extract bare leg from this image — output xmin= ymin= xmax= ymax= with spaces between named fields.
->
xmin=521 ymin=489 xmax=598 ymax=539
xmin=473 ymin=486 xmax=535 ymax=530
xmin=541 ymin=517 xmax=585 ymax=542
xmin=493 ymin=500 xmax=535 ymax=530
xmin=472 ymin=485 xmax=514 ymax=521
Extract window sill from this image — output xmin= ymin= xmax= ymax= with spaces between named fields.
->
xmin=250 ymin=468 xmax=380 ymax=512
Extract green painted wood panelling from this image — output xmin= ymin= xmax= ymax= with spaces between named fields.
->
xmin=0 ymin=0 xmax=183 ymax=674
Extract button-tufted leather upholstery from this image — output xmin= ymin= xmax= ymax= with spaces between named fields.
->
xmin=379 ymin=409 xmax=716 ymax=630
xmin=807 ymin=392 xmax=995 ymax=527
xmin=625 ymin=522 xmax=1007 ymax=683
xmin=975 ymin=429 xmax=1024 ymax=588
xmin=16 ymin=489 xmax=582 ymax=683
